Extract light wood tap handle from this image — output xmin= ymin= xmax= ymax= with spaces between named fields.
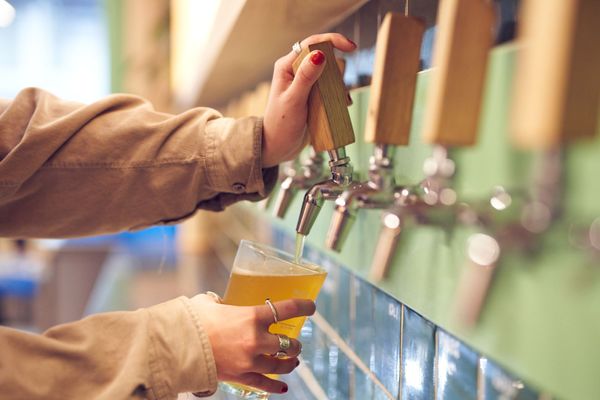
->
xmin=365 ymin=13 xmax=425 ymax=146
xmin=293 ymin=41 xmax=355 ymax=152
xmin=511 ymin=0 xmax=600 ymax=149
xmin=423 ymin=0 xmax=495 ymax=146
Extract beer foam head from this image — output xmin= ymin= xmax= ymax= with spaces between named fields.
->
xmin=233 ymin=258 xmax=323 ymax=276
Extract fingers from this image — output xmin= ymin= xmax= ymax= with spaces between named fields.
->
xmin=252 ymin=355 xmax=299 ymax=375
xmin=257 ymin=298 xmax=316 ymax=327
xmin=300 ymin=32 xmax=357 ymax=53
xmin=256 ymin=334 xmax=302 ymax=358
xmin=273 ymin=33 xmax=356 ymax=83
xmin=288 ymin=50 xmax=327 ymax=100
xmin=236 ymin=373 xmax=289 ymax=394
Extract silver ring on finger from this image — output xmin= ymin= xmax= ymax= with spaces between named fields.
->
xmin=278 ymin=334 xmax=291 ymax=352
xmin=292 ymin=41 xmax=302 ymax=55
xmin=265 ymin=298 xmax=279 ymax=324
xmin=274 ymin=351 xmax=287 ymax=359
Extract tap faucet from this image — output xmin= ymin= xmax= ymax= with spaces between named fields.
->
xmin=291 ymin=41 xmax=356 ymax=238
xmin=368 ymin=0 xmax=497 ymax=282
xmin=325 ymin=13 xmax=425 ymax=251
xmin=326 ymin=144 xmax=399 ymax=251
xmin=296 ymin=148 xmax=354 ymax=236
xmin=272 ymin=148 xmax=326 ymax=218
xmin=273 ymin=55 xmax=351 ymax=219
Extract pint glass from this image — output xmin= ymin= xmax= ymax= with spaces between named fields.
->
xmin=218 ymin=240 xmax=327 ymax=399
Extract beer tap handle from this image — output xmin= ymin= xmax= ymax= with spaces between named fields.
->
xmin=365 ymin=13 xmax=425 ymax=146
xmin=292 ymin=41 xmax=355 ymax=152
xmin=422 ymin=0 xmax=495 ymax=147
xmin=510 ymin=0 xmax=600 ymax=149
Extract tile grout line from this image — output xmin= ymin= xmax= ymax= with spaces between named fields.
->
xmin=398 ymin=304 xmax=405 ymax=400
xmin=477 ymin=357 xmax=486 ymax=400
xmin=295 ymin=356 xmax=330 ymax=400
xmin=433 ymin=329 xmax=439 ymax=400
xmin=310 ymin=311 xmax=395 ymax=400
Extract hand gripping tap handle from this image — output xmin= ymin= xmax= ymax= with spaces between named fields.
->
xmin=292 ymin=41 xmax=355 ymax=152
xmin=272 ymin=58 xmax=350 ymax=220
xmin=292 ymin=41 xmax=356 ymax=236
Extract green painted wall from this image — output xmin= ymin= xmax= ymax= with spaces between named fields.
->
xmin=104 ymin=0 xmax=124 ymax=93
xmin=264 ymin=43 xmax=600 ymax=400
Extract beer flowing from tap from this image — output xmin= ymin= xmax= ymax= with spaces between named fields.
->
xmin=294 ymin=233 xmax=306 ymax=263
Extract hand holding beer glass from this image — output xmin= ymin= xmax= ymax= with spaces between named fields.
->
xmin=214 ymin=240 xmax=327 ymax=398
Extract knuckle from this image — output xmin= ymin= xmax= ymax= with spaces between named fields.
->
xmin=297 ymin=67 xmax=315 ymax=85
xmin=241 ymin=332 xmax=259 ymax=354
xmin=279 ymin=360 xmax=296 ymax=374
xmin=274 ymin=58 xmax=286 ymax=72
xmin=249 ymin=308 xmax=262 ymax=326
xmin=238 ymin=357 xmax=254 ymax=372
xmin=245 ymin=373 xmax=264 ymax=388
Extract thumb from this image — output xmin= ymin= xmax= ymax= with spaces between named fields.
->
xmin=288 ymin=50 xmax=326 ymax=101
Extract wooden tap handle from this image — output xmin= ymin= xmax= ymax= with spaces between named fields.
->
xmin=364 ymin=13 xmax=425 ymax=146
xmin=423 ymin=0 xmax=495 ymax=147
xmin=511 ymin=0 xmax=600 ymax=149
xmin=292 ymin=41 xmax=355 ymax=152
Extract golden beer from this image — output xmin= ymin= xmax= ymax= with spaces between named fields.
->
xmin=224 ymin=266 xmax=327 ymax=337
xmin=219 ymin=240 xmax=327 ymax=399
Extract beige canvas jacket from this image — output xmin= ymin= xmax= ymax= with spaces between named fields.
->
xmin=0 ymin=88 xmax=279 ymax=399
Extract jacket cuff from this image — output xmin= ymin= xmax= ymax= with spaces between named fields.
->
xmin=204 ymin=116 xmax=273 ymax=197
xmin=147 ymin=297 xmax=217 ymax=399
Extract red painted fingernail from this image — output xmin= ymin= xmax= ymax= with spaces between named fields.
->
xmin=310 ymin=51 xmax=325 ymax=66
xmin=348 ymin=38 xmax=357 ymax=48
xmin=282 ymin=385 xmax=288 ymax=393
xmin=295 ymin=359 xmax=300 ymax=366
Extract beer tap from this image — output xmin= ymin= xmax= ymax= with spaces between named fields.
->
xmin=273 ymin=149 xmax=326 ymax=218
xmin=369 ymin=0 xmax=497 ymax=282
xmin=272 ymin=59 xmax=350 ymax=219
xmin=453 ymin=0 xmax=600 ymax=328
xmin=292 ymin=41 xmax=356 ymax=238
xmin=325 ymin=13 xmax=425 ymax=251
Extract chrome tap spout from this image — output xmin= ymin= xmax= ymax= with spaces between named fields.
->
xmin=273 ymin=150 xmax=325 ymax=218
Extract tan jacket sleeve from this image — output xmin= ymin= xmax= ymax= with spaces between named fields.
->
xmin=0 ymin=88 xmax=278 ymax=238
xmin=0 ymin=296 xmax=217 ymax=399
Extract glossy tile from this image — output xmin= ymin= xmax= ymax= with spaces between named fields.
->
xmin=351 ymin=275 xmax=375 ymax=399
xmin=301 ymin=318 xmax=354 ymax=400
xmin=401 ymin=307 xmax=436 ymax=400
xmin=436 ymin=330 xmax=478 ymax=400
xmin=278 ymin=370 xmax=319 ymax=400
xmin=479 ymin=358 xmax=540 ymax=400
xmin=372 ymin=290 xmax=402 ymax=399
xmin=316 ymin=262 xmax=352 ymax=342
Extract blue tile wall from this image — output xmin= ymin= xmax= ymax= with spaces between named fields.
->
xmin=372 ymin=290 xmax=402 ymax=399
xmin=435 ymin=330 xmax=479 ymax=400
xmin=314 ymin=254 xmax=352 ymax=344
xmin=401 ymin=307 xmax=436 ymax=400
xmin=479 ymin=358 xmax=540 ymax=400
xmin=258 ymin=231 xmax=546 ymax=400
xmin=351 ymin=274 xmax=376 ymax=399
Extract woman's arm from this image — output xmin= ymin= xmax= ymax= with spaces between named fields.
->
xmin=0 ymin=295 xmax=314 ymax=399
xmin=0 ymin=88 xmax=277 ymax=237
xmin=0 ymin=297 xmax=217 ymax=399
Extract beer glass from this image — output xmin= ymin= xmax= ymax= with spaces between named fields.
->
xmin=218 ymin=240 xmax=327 ymax=399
